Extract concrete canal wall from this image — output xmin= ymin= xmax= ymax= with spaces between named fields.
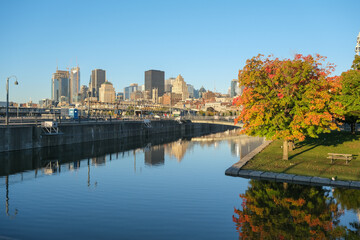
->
xmin=0 ymin=120 xmax=238 ymax=152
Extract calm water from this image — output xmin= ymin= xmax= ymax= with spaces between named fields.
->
xmin=0 ymin=131 xmax=359 ymax=239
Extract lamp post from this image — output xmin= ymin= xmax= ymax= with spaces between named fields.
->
xmin=87 ymin=91 xmax=91 ymax=119
xmin=5 ymin=76 xmax=18 ymax=126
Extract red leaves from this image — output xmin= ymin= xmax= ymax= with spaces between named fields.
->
xmin=235 ymin=53 xmax=340 ymax=142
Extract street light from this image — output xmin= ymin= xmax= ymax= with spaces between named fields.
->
xmin=87 ymin=91 xmax=91 ymax=119
xmin=5 ymin=75 xmax=18 ymax=126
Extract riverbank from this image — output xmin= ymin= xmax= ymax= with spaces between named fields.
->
xmin=230 ymin=132 xmax=360 ymax=181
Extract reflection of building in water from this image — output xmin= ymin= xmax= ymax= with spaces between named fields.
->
xmin=145 ymin=145 xmax=164 ymax=166
xmin=43 ymin=160 xmax=60 ymax=175
xmin=231 ymin=141 xmax=240 ymax=157
xmin=164 ymin=140 xmax=191 ymax=162
xmin=92 ymin=156 xmax=106 ymax=166
xmin=69 ymin=161 xmax=80 ymax=171
xmin=229 ymin=136 xmax=265 ymax=158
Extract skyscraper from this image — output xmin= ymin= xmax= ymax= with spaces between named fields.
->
xmin=230 ymin=79 xmax=239 ymax=98
xmin=51 ymin=69 xmax=70 ymax=102
xmin=90 ymin=69 xmax=106 ymax=99
xmin=356 ymin=32 xmax=360 ymax=56
xmin=80 ymin=85 xmax=89 ymax=103
xmin=187 ymin=84 xmax=194 ymax=98
xmin=70 ymin=66 xmax=80 ymax=103
xmin=172 ymin=74 xmax=189 ymax=100
xmin=145 ymin=70 xmax=164 ymax=98
xmin=165 ymin=77 xmax=175 ymax=92
xmin=124 ymin=83 xmax=138 ymax=100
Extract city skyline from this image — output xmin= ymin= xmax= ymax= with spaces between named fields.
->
xmin=1 ymin=0 xmax=360 ymax=103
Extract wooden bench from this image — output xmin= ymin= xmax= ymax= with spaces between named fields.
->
xmin=327 ymin=153 xmax=353 ymax=164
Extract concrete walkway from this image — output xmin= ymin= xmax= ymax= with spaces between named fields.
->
xmin=225 ymin=140 xmax=360 ymax=189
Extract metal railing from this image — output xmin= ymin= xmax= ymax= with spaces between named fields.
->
xmin=0 ymin=115 xmax=238 ymax=126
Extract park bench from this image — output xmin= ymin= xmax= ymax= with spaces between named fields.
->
xmin=327 ymin=153 xmax=353 ymax=164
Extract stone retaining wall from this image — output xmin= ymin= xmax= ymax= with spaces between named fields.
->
xmin=0 ymin=120 xmax=237 ymax=152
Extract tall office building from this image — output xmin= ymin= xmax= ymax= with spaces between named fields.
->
xmin=99 ymin=80 xmax=116 ymax=103
xmin=187 ymin=84 xmax=194 ymax=98
xmin=356 ymin=32 xmax=360 ymax=56
xmin=90 ymin=69 xmax=106 ymax=99
xmin=172 ymin=74 xmax=189 ymax=100
xmin=51 ymin=69 xmax=70 ymax=102
xmin=165 ymin=77 xmax=175 ymax=92
xmin=124 ymin=83 xmax=138 ymax=100
xmin=70 ymin=66 xmax=80 ymax=103
xmin=80 ymin=85 xmax=89 ymax=103
xmin=145 ymin=70 xmax=164 ymax=98
xmin=230 ymin=79 xmax=239 ymax=98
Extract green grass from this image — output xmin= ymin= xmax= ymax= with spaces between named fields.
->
xmin=242 ymin=131 xmax=360 ymax=181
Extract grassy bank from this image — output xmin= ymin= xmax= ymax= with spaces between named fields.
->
xmin=242 ymin=132 xmax=360 ymax=181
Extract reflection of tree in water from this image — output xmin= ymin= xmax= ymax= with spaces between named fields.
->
xmin=333 ymin=188 xmax=360 ymax=238
xmin=233 ymin=180 xmax=346 ymax=239
xmin=333 ymin=188 xmax=360 ymax=212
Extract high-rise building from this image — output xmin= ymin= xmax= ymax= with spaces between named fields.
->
xmin=165 ymin=77 xmax=175 ymax=92
xmin=70 ymin=66 xmax=80 ymax=103
xmin=138 ymin=84 xmax=145 ymax=92
xmin=80 ymin=85 xmax=89 ymax=103
xmin=230 ymin=79 xmax=239 ymax=98
xmin=356 ymin=32 xmax=360 ymax=56
xmin=99 ymin=80 xmax=116 ymax=103
xmin=124 ymin=83 xmax=138 ymax=100
xmin=193 ymin=89 xmax=199 ymax=99
xmin=51 ymin=69 xmax=70 ymax=102
xmin=187 ymin=84 xmax=194 ymax=98
xmin=145 ymin=70 xmax=164 ymax=98
xmin=90 ymin=69 xmax=106 ymax=99
xmin=152 ymin=88 xmax=158 ymax=103
xmin=172 ymin=74 xmax=189 ymax=100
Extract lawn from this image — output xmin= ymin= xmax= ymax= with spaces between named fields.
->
xmin=242 ymin=131 xmax=360 ymax=181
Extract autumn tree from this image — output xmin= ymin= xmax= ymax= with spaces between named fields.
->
xmin=337 ymin=56 xmax=360 ymax=134
xmin=351 ymin=55 xmax=360 ymax=70
xmin=234 ymin=54 xmax=341 ymax=160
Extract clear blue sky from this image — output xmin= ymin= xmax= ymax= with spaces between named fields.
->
xmin=0 ymin=0 xmax=359 ymax=103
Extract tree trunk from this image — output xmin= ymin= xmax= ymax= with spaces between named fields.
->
xmin=283 ymin=140 xmax=288 ymax=160
xmin=351 ymin=122 xmax=356 ymax=135
xmin=288 ymin=140 xmax=295 ymax=151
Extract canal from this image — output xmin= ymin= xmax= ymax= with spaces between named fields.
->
xmin=0 ymin=130 xmax=359 ymax=239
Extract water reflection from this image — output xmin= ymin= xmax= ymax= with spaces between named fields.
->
xmin=145 ymin=145 xmax=165 ymax=166
xmin=0 ymin=129 xmax=253 ymax=180
xmin=233 ymin=180 xmax=360 ymax=239
xmin=164 ymin=140 xmax=191 ymax=162
xmin=0 ymin=134 xmax=185 ymax=179
xmin=0 ymin=129 xmax=265 ymax=223
xmin=229 ymin=136 xmax=265 ymax=158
